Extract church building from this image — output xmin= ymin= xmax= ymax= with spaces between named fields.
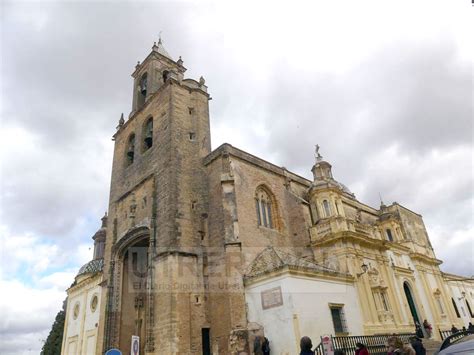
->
xmin=61 ymin=40 xmax=474 ymax=355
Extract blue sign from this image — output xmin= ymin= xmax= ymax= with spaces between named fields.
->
xmin=105 ymin=349 xmax=122 ymax=355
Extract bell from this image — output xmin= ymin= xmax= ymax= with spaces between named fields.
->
xmin=144 ymin=136 xmax=152 ymax=147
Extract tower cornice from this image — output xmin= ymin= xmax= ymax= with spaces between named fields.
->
xmin=131 ymin=50 xmax=187 ymax=78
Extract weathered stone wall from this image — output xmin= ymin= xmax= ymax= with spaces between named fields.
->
xmin=227 ymin=151 xmax=314 ymax=268
xmin=203 ymin=145 xmax=318 ymax=353
xmin=99 ymin=72 xmax=211 ymax=353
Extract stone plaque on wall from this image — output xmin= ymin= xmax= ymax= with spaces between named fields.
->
xmin=261 ymin=286 xmax=283 ymax=310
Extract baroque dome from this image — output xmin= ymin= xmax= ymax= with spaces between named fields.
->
xmin=77 ymin=258 xmax=104 ymax=277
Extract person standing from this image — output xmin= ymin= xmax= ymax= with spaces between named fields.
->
xmin=451 ymin=324 xmax=459 ymax=334
xmin=410 ymin=337 xmax=426 ymax=355
xmin=300 ymin=336 xmax=315 ymax=355
xmin=415 ymin=324 xmax=424 ymax=339
xmin=402 ymin=342 xmax=416 ymax=355
xmin=262 ymin=337 xmax=270 ymax=355
xmin=253 ymin=335 xmax=263 ymax=355
xmin=387 ymin=336 xmax=403 ymax=355
xmin=355 ymin=342 xmax=369 ymax=355
xmin=468 ymin=322 xmax=474 ymax=332
xmin=423 ymin=320 xmax=432 ymax=338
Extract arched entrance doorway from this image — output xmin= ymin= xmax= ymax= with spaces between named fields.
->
xmin=118 ymin=236 xmax=149 ymax=354
xmin=403 ymin=282 xmax=420 ymax=326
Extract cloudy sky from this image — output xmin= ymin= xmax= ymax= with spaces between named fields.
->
xmin=0 ymin=0 xmax=472 ymax=353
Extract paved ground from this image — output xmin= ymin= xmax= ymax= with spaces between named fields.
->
xmin=423 ymin=339 xmax=442 ymax=355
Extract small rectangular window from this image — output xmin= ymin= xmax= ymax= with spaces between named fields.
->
xmin=330 ymin=305 xmax=348 ymax=334
xmin=189 ymin=132 xmax=196 ymax=141
xmin=202 ymin=328 xmax=211 ymax=355
xmin=386 ymin=229 xmax=393 ymax=242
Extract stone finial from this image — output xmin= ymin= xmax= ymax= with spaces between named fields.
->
xmin=315 ymin=144 xmax=323 ymax=162
xmin=199 ymin=76 xmax=205 ymax=86
xmin=101 ymin=212 xmax=108 ymax=228
xmin=135 ymin=61 xmax=141 ymax=69
xmin=116 ymin=113 xmax=125 ymax=130
xmin=379 ymin=192 xmax=385 ymax=207
xmin=177 ymin=56 xmax=183 ymax=66
xmin=152 ymin=41 xmax=158 ymax=52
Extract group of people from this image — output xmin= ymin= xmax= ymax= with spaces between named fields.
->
xmin=258 ymin=319 xmax=474 ymax=355
xmin=297 ymin=335 xmax=426 ymax=355
xmin=386 ymin=334 xmax=426 ymax=355
xmin=451 ymin=322 xmax=474 ymax=334
xmin=414 ymin=319 xmax=432 ymax=339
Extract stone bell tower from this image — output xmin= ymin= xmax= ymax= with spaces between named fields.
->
xmin=97 ymin=38 xmax=212 ymax=354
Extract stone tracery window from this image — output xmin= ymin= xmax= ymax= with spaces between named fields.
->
xmin=255 ymin=187 xmax=275 ymax=229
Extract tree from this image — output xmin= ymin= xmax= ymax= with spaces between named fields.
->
xmin=41 ymin=299 xmax=66 ymax=355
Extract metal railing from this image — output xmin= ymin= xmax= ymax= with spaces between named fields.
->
xmin=320 ymin=333 xmax=416 ymax=355
xmin=439 ymin=330 xmax=474 ymax=352
xmin=313 ymin=341 xmax=324 ymax=355
xmin=439 ymin=329 xmax=453 ymax=340
xmin=439 ymin=328 xmax=474 ymax=340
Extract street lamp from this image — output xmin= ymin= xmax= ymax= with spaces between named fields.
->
xmin=356 ymin=263 xmax=369 ymax=278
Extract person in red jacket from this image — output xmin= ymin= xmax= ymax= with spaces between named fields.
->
xmin=355 ymin=342 xmax=369 ymax=355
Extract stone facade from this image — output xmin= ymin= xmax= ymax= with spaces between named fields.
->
xmin=62 ymin=41 xmax=473 ymax=355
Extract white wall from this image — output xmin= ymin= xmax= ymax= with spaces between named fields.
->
xmin=62 ymin=279 xmax=102 ymax=355
xmin=245 ymin=273 xmax=362 ymax=355
xmin=449 ymin=283 xmax=474 ymax=327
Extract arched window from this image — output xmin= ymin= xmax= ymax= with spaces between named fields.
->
xmin=386 ymin=229 xmax=394 ymax=242
xmin=255 ymin=187 xmax=275 ymax=229
xmin=323 ymin=200 xmax=331 ymax=217
xmin=452 ymin=298 xmax=461 ymax=318
xmin=137 ymin=73 xmax=148 ymax=109
xmin=126 ymin=133 xmax=136 ymax=165
xmin=143 ymin=117 xmax=153 ymax=151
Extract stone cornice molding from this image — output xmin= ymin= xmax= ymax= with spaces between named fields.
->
xmin=409 ymin=252 xmax=442 ymax=266
xmin=67 ymin=273 xmax=103 ymax=294
xmin=243 ymin=264 xmax=355 ymax=286
xmin=311 ymin=231 xmax=389 ymax=251
xmin=203 ymin=144 xmax=311 ymax=187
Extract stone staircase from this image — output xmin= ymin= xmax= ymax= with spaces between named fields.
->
xmin=423 ymin=338 xmax=442 ymax=355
